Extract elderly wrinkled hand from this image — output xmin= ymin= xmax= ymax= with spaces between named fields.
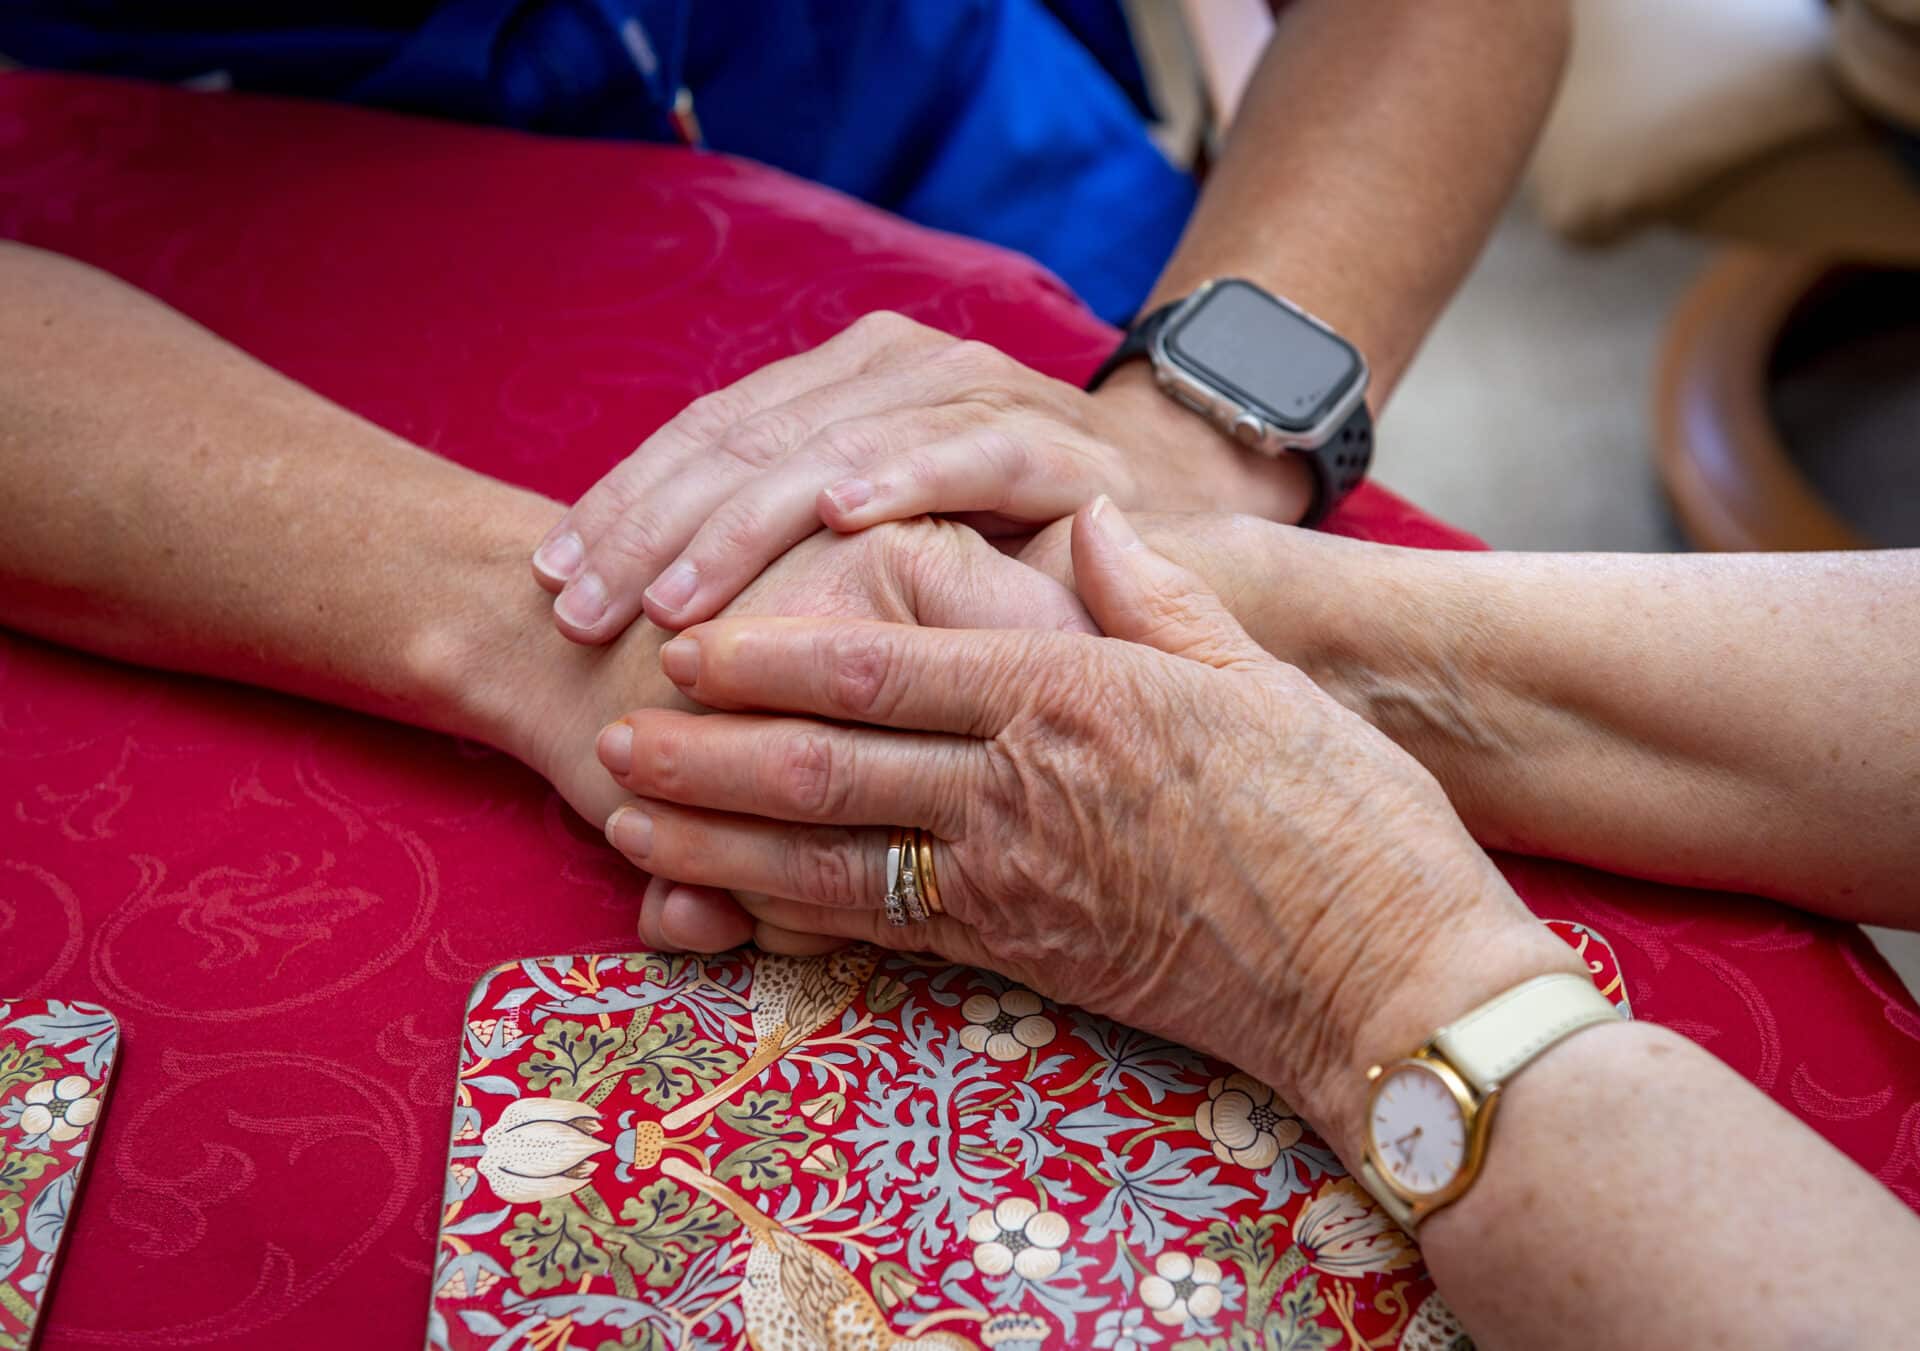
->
xmin=528 ymin=311 xmax=1307 ymax=643
xmin=559 ymin=515 xmax=1089 ymax=953
xmin=593 ymin=500 xmax=1576 ymax=1153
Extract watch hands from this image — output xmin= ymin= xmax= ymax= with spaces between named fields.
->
xmin=1392 ymin=1126 xmax=1423 ymax=1167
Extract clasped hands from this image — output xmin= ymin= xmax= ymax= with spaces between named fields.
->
xmin=522 ymin=314 xmax=1570 ymax=1159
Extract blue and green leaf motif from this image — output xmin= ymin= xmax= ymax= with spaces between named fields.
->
xmin=23 ymin=1172 xmax=74 ymax=1254
xmin=6 ymin=1001 xmax=118 ymax=1079
xmin=0 ymin=1047 xmax=54 ymax=1100
xmin=0 ymin=1151 xmax=56 ymax=1239
xmin=624 ymin=1013 xmax=742 ymax=1110
xmin=503 ymin=1195 xmax=613 ymax=1293
xmin=712 ymin=1090 xmax=821 ymax=1191
xmin=503 ymin=1184 xmax=738 ymax=1300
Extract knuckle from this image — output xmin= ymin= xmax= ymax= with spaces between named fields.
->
xmin=700 ymin=500 xmax=769 ymax=559
xmin=899 ymin=448 xmax=950 ymax=493
xmin=823 ymin=628 xmax=901 ymax=720
xmin=574 ymin=465 xmax=643 ymax=518
xmin=634 ymin=726 xmax=689 ymax=796
xmin=806 ymin=420 xmax=890 ymax=470
xmin=770 ymin=730 xmax=847 ymax=818
xmin=714 ymin=410 xmax=802 ymax=469
xmin=974 ymin=423 xmax=1032 ymax=484
xmin=848 ymin=310 xmax=916 ymax=344
xmin=786 ymin=833 xmax=862 ymax=907
xmin=948 ymin=338 xmax=1006 ymax=374
xmin=599 ymin=511 xmax=672 ymax=570
xmin=677 ymin=387 xmax=748 ymax=443
xmin=922 ymin=337 xmax=995 ymax=389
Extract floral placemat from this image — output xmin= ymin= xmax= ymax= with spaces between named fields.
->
xmin=430 ymin=922 xmax=1625 ymax=1351
xmin=0 ymin=999 xmax=119 ymax=1350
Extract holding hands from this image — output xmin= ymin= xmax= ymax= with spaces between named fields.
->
xmin=594 ymin=500 xmax=1577 ymax=1157
xmin=530 ymin=311 xmax=1309 ymax=643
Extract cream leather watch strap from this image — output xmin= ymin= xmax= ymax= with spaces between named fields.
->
xmin=1432 ymin=971 xmax=1621 ymax=1095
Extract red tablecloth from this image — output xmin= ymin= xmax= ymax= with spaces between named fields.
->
xmin=1 ymin=74 xmax=1916 ymax=1350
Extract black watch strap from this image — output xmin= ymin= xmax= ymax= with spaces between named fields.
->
xmin=1085 ymin=304 xmax=1372 ymax=528
xmin=1085 ymin=303 xmax=1176 ymax=393
xmin=1308 ymin=400 xmax=1373 ymax=529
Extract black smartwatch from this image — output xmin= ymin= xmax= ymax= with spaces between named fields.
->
xmin=1087 ymin=278 xmax=1372 ymax=526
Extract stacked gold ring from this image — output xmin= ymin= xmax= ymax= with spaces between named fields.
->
xmin=884 ymin=826 xmax=945 ymax=925
xmin=914 ymin=828 xmax=945 ymax=916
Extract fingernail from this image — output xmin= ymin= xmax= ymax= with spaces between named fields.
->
xmin=556 ymin=571 xmax=609 ymax=628
xmin=645 ymin=560 xmax=699 ymax=612
xmin=823 ymin=478 xmax=873 ymax=514
xmin=660 ymin=637 xmax=699 ymax=685
xmin=597 ymin=722 xmax=634 ymax=775
xmin=606 ymin=805 xmax=653 ymax=858
xmin=532 ymin=530 xmax=585 ymax=582
xmin=1089 ymin=495 xmax=1142 ymax=549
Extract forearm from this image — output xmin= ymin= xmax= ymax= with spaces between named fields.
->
xmin=1141 ymin=0 xmax=1569 ymax=402
xmin=1167 ymin=518 xmax=1920 ymax=921
xmin=0 ymin=243 xmax=654 ymax=777
xmin=1085 ymin=0 xmax=1568 ymax=522
xmin=1327 ymin=548 xmax=1920 ymax=921
xmin=1283 ymin=912 xmax=1920 ymax=1348
xmin=1418 ymin=1019 xmax=1920 ymax=1348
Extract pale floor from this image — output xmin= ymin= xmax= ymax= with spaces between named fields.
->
xmin=1374 ymin=205 xmax=1920 ymax=1002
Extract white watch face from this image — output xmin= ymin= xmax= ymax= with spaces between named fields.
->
xmin=1369 ymin=1063 xmax=1468 ymax=1197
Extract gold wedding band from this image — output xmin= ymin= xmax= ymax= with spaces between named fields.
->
xmin=884 ymin=826 xmax=942 ymax=925
xmin=914 ymin=828 xmax=944 ymax=916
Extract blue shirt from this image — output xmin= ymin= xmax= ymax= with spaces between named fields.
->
xmin=0 ymin=0 xmax=1195 ymax=321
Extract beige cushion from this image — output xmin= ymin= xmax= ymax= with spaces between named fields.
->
xmin=1673 ymin=135 xmax=1920 ymax=261
xmin=1529 ymin=0 xmax=1861 ymax=244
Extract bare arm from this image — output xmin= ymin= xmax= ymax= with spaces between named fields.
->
xmin=1418 ymin=1017 xmax=1918 ymax=1349
xmin=1126 ymin=0 xmax=1571 ymax=400
xmin=0 ymin=242 xmax=571 ymax=756
xmin=1306 ymin=545 xmax=1920 ymax=923
xmin=1029 ymin=515 xmax=1920 ymax=924
xmin=0 ymin=242 xmax=1087 ymax=845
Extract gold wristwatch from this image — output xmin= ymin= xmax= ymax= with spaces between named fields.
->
xmin=1358 ymin=972 xmax=1622 ymax=1229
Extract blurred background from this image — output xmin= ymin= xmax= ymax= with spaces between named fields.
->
xmin=1130 ymin=0 xmax=1920 ymax=992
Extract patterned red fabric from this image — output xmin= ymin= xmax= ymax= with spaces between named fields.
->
xmin=0 ymin=74 xmax=1914 ymax=1350
xmin=429 ymin=926 xmax=1627 ymax=1351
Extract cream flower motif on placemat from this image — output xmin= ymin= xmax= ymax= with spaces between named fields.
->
xmin=20 ymin=1074 xmax=99 ymax=1143
xmin=959 ymin=989 xmax=1055 ymax=1061
xmin=967 ymin=1197 xmax=1070 ymax=1280
xmin=1290 ymin=1177 xmax=1417 ymax=1277
xmin=1194 ymin=1073 xmax=1301 ymax=1170
xmin=477 ymin=1096 xmax=610 ymax=1203
xmin=1138 ymin=1250 xmax=1224 ymax=1326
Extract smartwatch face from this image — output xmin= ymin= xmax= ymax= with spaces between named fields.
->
xmin=1163 ymin=280 xmax=1363 ymax=433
